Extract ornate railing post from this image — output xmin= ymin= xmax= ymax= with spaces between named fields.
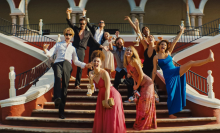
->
xmin=9 ymin=66 xmax=16 ymax=97
xmin=39 ymin=19 xmax=43 ymax=35
xmin=57 ymin=34 xmax=61 ymax=43
xmin=207 ymin=70 xmax=215 ymax=99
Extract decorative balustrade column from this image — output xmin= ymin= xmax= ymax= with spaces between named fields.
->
xmin=9 ymin=66 xmax=16 ymax=98
xmin=39 ymin=19 xmax=43 ymax=35
xmin=207 ymin=70 xmax=215 ymax=99
xmin=198 ymin=15 xmax=203 ymax=36
xmin=11 ymin=15 xmax=17 ymax=34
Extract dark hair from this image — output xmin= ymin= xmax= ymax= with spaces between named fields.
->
xmin=156 ymin=40 xmax=171 ymax=53
xmin=79 ymin=17 xmax=87 ymax=23
xmin=91 ymin=50 xmax=105 ymax=61
xmin=115 ymin=37 xmax=125 ymax=44
xmin=142 ymin=26 xmax=150 ymax=33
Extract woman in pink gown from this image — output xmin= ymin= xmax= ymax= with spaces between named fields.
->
xmin=123 ymin=46 xmax=157 ymax=130
xmin=88 ymin=50 xmax=126 ymax=133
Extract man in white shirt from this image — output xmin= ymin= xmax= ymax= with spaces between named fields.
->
xmin=43 ymin=28 xmax=92 ymax=119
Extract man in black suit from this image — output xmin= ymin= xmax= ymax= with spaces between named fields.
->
xmin=66 ymin=8 xmax=108 ymax=89
xmin=82 ymin=9 xmax=106 ymax=73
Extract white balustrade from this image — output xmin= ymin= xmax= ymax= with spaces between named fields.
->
xmin=39 ymin=19 xmax=43 ymax=35
xmin=57 ymin=34 xmax=61 ymax=42
xmin=9 ymin=66 xmax=16 ymax=98
xmin=207 ymin=70 xmax=215 ymax=99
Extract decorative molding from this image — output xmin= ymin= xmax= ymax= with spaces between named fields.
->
xmin=0 ymin=33 xmax=47 ymax=61
xmin=0 ymin=69 xmax=54 ymax=108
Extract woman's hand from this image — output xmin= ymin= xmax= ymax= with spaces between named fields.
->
xmin=104 ymin=100 xmax=112 ymax=109
xmin=133 ymin=83 xmax=138 ymax=90
xmin=124 ymin=16 xmax=131 ymax=21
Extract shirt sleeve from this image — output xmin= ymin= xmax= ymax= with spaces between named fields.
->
xmin=66 ymin=18 xmax=79 ymax=35
xmin=45 ymin=43 xmax=57 ymax=57
xmin=72 ymin=47 xmax=86 ymax=68
xmin=88 ymin=32 xmax=101 ymax=48
xmin=110 ymin=46 xmax=117 ymax=54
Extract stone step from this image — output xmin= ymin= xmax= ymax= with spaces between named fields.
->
xmin=67 ymin=88 xmax=167 ymax=96
xmin=44 ymin=102 xmax=168 ymax=110
xmin=1 ymin=124 xmax=220 ymax=133
xmin=65 ymin=95 xmax=168 ymax=102
xmin=68 ymin=83 xmax=128 ymax=89
xmin=32 ymin=109 xmax=191 ymax=118
xmin=69 ymin=78 xmax=114 ymax=84
xmin=5 ymin=116 xmax=216 ymax=128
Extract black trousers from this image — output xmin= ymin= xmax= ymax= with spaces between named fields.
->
xmin=113 ymin=69 xmax=133 ymax=98
xmin=52 ymin=61 xmax=72 ymax=114
xmin=75 ymin=47 xmax=85 ymax=87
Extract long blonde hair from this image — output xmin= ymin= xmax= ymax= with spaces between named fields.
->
xmin=123 ymin=46 xmax=143 ymax=68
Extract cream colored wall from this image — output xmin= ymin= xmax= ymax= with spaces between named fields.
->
xmin=28 ymin=0 xmax=69 ymax=24
xmin=0 ymin=0 xmax=220 ymax=26
xmin=0 ymin=0 xmax=11 ymax=21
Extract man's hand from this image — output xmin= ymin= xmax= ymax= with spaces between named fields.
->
xmin=103 ymin=46 xmax=109 ymax=51
xmin=82 ymin=8 xmax=87 ymax=16
xmin=66 ymin=8 xmax=72 ymax=14
xmin=43 ymin=44 xmax=49 ymax=52
xmin=115 ymin=31 xmax=120 ymax=38
xmin=85 ymin=63 xmax=92 ymax=69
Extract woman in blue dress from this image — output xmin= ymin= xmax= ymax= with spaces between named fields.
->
xmin=151 ymin=25 xmax=215 ymax=118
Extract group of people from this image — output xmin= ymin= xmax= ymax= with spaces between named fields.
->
xmin=42 ymin=8 xmax=215 ymax=133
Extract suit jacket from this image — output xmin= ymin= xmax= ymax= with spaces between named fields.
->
xmin=66 ymin=18 xmax=100 ymax=50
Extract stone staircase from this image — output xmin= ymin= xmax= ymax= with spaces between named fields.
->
xmin=1 ymin=79 xmax=220 ymax=133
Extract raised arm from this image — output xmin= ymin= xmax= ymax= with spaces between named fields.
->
xmin=102 ymin=70 xmax=112 ymax=109
xmin=66 ymin=8 xmax=78 ymax=34
xmin=168 ymin=25 xmax=185 ymax=54
xmin=152 ymin=56 xmax=158 ymax=82
xmin=108 ymin=38 xmax=113 ymax=51
xmin=82 ymin=9 xmax=96 ymax=33
xmin=124 ymin=16 xmax=139 ymax=33
xmin=133 ymin=59 xmax=143 ymax=90
xmin=43 ymin=43 xmax=57 ymax=58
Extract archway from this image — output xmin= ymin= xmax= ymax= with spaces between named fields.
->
xmin=0 ymin=0 xmax=11 ymax=21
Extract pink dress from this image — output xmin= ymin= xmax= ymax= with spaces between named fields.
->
xmin=92 ymin=77 xmax=126 ymax=133
xmin=127 ymin=64 xmax=157 ymax=130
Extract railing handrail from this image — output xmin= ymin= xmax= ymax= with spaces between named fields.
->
xmin=0 ymin=17 xmax=56 ymax=91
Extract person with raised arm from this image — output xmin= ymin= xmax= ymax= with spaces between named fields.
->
xmin=88 ymin=50 xmax=126 ymax=133
xmin=123 ymin=46 xmax=157 ymax=130
xmin=125 ymin=16 xmax=156 ymax=78
xmin=108 ymin=32 xmax=134 ymax=103
xmin=151 ymin=25 xmax=215 ymax=118
xmin=43 ymin=28 xmax=92 ymax=119
xmin=66 ymin=8 xmax=108 ymax=89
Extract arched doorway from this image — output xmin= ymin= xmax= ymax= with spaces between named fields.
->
xmin=0 ymin=0 xmax=11 ymax=21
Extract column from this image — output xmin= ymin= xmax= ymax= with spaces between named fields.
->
xmin=139 ymin=14 xmax=144 ymax=30
xmin=11 ymin=15 xmax=17 ymax=34
xmin=18 ymin=15 xmax=25 ymax=31
xmin=198 ymin=15 xmax=203 ymax=35
xmin=71 ymin=13 xmax=76 ymax=24
xmin=190 ymin=15 xmax=196 ymax=29
xmin=131 ymin=13 xmax=136 ymax=34
xmin=79 ymin=13 xmax=83 ymax=19
xmin=198 ymin=15 xmax=203 ymax=27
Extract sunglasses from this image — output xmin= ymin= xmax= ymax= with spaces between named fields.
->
xmin=80 ymin=23 xmax=86 ymax=25
xmin=99 ymin=22 xmax=104 ymax=23
xmin=65 ymin=33 xmax=72 ymax=36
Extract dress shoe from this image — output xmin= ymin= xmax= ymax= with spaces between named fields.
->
xmin=54 ymin=98 xmax=61 ymax=109
xmin=59 ymin=114 xmax=66 ymax=119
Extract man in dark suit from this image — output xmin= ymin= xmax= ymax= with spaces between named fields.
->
xmin=66 ymin=8 xmax=108 ymax=89
xmin=82 ymin=9 xmax=106 ymax=73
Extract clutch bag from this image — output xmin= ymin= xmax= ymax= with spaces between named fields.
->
xmin=102 ymin=98 xmax=115 ymax=107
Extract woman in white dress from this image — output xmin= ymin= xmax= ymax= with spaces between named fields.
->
xmin=102 ymin=32 xmax=115 ymax=77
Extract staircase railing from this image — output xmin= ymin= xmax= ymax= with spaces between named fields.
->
xmin=169 ymin=18 xmax=220 ymax=51
xmin=23 ymin=22 xmax=181 ymax=35
xmin=0 ymin=17 xmax=56 ymax=91
xmin=173 ymin=61 xmax=208 ymax=95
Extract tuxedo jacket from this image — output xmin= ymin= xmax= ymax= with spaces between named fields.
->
xmin=66 ymin=18 xmax=100 ymax=51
